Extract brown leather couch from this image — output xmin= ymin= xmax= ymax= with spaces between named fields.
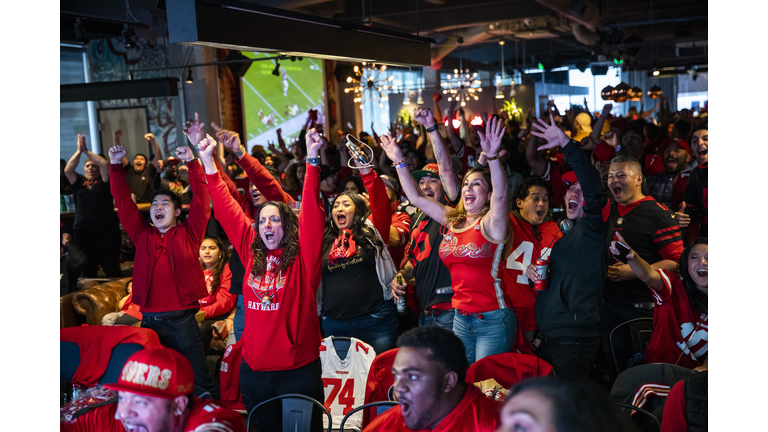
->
xmin=60 ymin=278 xmax=132 ymax=328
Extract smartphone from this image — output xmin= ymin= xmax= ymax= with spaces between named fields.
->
xmin=613 ymin=241 xmax=631 ymax=264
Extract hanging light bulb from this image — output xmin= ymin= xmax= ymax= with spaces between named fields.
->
xmin=509 ymin=80 xmax=515 ymax=97
xmin=495 ymin=82 xmax=504 ymax=99
xmin=403 ymin=91 xmax=411 ymax=105
xmin=417 ymin=88 xmax=424 ymax=104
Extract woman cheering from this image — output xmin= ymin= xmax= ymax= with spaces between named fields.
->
xmin=380 ymin=116 xmax=514 ymax=364
xmin=198 ymin=130 xmax=326 ymax=431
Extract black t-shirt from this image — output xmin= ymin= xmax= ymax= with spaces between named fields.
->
xmin=683 ymin=162 xmax=708 ymax=237
xmin=71 ymin=174 xmax=119 ymax=230
xmin=153 ymin=172 xmax=191 ymax=205
xmin=603 ymin=197 xmax=683 ymax=308
xmin=408 ymin=210 xmax=453 ymax=309
xmin=125 ymin=163 xmax=157 ymax=203
xmin=321 ymin=246 xmax=385 ymax=320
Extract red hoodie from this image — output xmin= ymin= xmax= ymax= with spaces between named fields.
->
xmin=207 ymin=164 xmax=324 ymax=371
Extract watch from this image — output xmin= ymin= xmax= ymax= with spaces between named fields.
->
xmin=425 ymin=124 xmax=439 ymax=133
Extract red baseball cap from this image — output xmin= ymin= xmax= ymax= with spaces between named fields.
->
xmin=166 ymin=156 xmax=181 ymax=166
xmin=610 ymin=118 xmax=629 ymax=131
xmin=593 ymin=142 xmax=616 ymax=163
xmin=660 ymin=137 xmax=692 ymax=155
xmin=562 ymin=171 xmax=578 ymax=188
xmin=104 ymin=347 xmax=195 ymax=399
xmin=412 ymin=163 xmax=440 ymax=182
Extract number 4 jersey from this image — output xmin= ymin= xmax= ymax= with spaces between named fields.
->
xmin=320 ymin=337 xmax=377 ymax=431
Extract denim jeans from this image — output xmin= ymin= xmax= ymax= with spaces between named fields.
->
xmin=234 ymin=295 xmax=245 ymax=342
xmin=419 ymin=308 xmax=456 ymax=332
xmin=240 ymin=357 xmax=325 ymax=432
xmin=141 ymin=310 xmax=220 ymax=399
xmin=452 ymin=308 xmax=516 ymax=365
xmin=322 ymin=301 xmax=398 ymax=356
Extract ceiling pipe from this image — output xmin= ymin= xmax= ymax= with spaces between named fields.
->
xmin=430 ymin=25 xmax=495 ymax=69
xmin=534 ymin=0 xmax=600 ymax=31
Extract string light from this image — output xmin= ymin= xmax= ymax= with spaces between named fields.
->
xmin=442 ymin=68 xmax=482 ymax=107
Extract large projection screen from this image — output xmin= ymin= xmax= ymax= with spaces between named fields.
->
xmin=241 ymin=52 xmax=325 ymax=151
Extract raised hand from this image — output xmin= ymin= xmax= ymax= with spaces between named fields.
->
xmin=144 ymin=133 xmax=155 ymax=142
xmin=477 ymin=149 xmax=508 ymax=166
xmin=675 ymin=202 xmax=691 ymax=228
xmin=114 ymin=130 xmax=123 ymax=138
xmin=379 ymin=133 xmax=403 ymax=164
xmin=531 ymin=113 xmax=568 ymax=150
xmin=276 ymin=128 xmax=282 ymax=136
xmin=306 ymin=128 xmax=323 ymax=157
xmin=478 ymin=117 xmax=506 ymax=158
xmin=412 ymin=107 xmax=435 ymax=128
xmin=603 ymin=130 xmax=618 ymax=148
xmin=183 ymin=112 xmax=204 ymax=146
xmin=579 ymin=135 xmax=596 ymax=151
xmin=211 ymin=122 xmax=241 ymax=152
xmin=77 ymin=134 xmax=87 ymax=152
xmin=197 ymin=135 xmax=217 ymax=162
xmin=609 ymin=232 xmax=635 ymax=261
xmin=109 ymin=145 xmax=127 ymax=164
xmin=601 ymin=103 xmax=613 ymax=118
xmin=175 ymin=145 xmax=194 ymax=162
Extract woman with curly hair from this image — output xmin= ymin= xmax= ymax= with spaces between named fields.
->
xmin=319 ymin=151 xmax=398 ymax=355
xmin=197 ymin=236 xmax=237 ymax=353
xmin=612 ymin=234 xmax=708 ymax=369
xmin=381 ymin=117 xmax=514 ymax=364
xmin=198 ymin=129 xmax=326 ymax=432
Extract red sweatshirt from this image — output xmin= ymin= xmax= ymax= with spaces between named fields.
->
xmin=215 ymin=159 xmax=256 ymax=220
xmin=360 ymin=170 xmax=392 ymax=244
xmin=199 ymin=265 xmax=237 ymax=319
xmin=207 ymin=163 xmax=324 ymax=371
xmin=237 ymin=152 xmax=296 ymax=204
xmin=110 ymin=160 xmax=210 ymax=309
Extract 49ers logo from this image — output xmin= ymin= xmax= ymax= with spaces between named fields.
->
xmin=438 ymin=232 xmax=493 ymax=259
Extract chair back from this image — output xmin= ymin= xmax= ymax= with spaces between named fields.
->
xmin=615 ymin=402 xmax=661 ymax=431
xmin=339 ymin=401 xmax=398 ymax=431
xmin=610 ymin=318 xmax=654 ymax=374
xmin=247 ymin=393 xmax=332 ymax=432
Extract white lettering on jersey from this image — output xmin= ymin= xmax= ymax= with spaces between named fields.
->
xmin=507 ymin=241 xmax=551 ymax=284
xmin=676 ymin=322 xmax=709 ymax=360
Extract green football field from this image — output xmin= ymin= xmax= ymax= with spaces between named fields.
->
xmin=241 ymin=52 xmax=324 ymax=143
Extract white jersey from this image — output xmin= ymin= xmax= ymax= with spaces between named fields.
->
xmin=319 ymin=336 xmax=376 ymax=431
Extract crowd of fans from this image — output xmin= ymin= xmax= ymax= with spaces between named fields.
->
xmin=60 ymin=95 xmax=708 ymax=430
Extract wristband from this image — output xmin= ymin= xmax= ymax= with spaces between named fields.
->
xmin=425 ymin=124 xmax=438 ymax=133
xmin=307 ymin=157 xmax=321 ymax=165
xmin=394 ymin=162 xmax=407 ymax=169
xmin=486 ymin=154 xmax=500 ymax=161
xmin=391 ymin=157 xmax=406 ymax=167
xmin=234 ymin=146 xmax=245 ymax=158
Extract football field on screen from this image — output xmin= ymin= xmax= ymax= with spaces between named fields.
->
xmin=241 ymin=52 xmax=324 ymax=145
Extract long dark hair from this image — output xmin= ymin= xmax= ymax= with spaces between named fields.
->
xmin=679 ymin=237 xmax=708 ymax=315
xmin=322 ymin=192 xmax=384 ymax=256
xmin=250 ymin=201 xmax=299 ymax=276
xmin=200 ymin=236 xmax=230 ymax=293
xmin=506 ymin=378 xmax=640 ymax=432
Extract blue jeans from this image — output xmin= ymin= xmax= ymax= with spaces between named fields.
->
xmin=141 ymin=310 xmax=220 ymax=399
xmin=453 ymin=308 xmax=516 ymax=365
xmin=419 ymin=308 xmax=456 ymax=331
xmin=322 ymin=301 xmax=398 ymax=356
xmin=234 ymin=295 xmax=245 ymax=342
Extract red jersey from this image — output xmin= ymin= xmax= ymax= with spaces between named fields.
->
xmin=362 ymin=386 xmax=500 ymax=432
xmin=390 ymin=208 xmax=412 ymax=269
xmin=644 ymin=269 xmax=708 ymax=369
xmin=504 ymin=215 xmax=561 ymax=333
xmin=219 ymin=340 xmax=247 ymax=411
xmin=199 ymin=265 xmax=237 ymax=319
xmin=60 ymin=397 xmax=245 ymax=432
xmin=362 ymin=348 xmax=398 ymax=427
xmin=454 ymin=143 xmax=475 ymax=176
xmin=207 ymin=164 xmax=325 ymax=372
xmin=438 ymin=219 xmax=510 ymax=313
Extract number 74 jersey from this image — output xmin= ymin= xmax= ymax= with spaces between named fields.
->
xmin=319 ymin=336 xmax=377 ymax=431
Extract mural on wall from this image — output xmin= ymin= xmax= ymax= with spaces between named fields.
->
xmin=87 ymin=18 xmax=181 ymax=157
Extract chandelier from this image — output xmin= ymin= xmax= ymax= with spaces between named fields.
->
xmin=344 ymin=62 xmax=394 ymax=109
xmin=441 ymin=68 xmax=482 ymax=107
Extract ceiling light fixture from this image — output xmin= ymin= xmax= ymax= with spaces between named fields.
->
xmin=122 ymin=25 xmax=136 ymax=50
xmin=497 ymin=40 xmax=506 ymax=99
xmin=272 ymin=62 xmax=281 ymax=76
xmin=185 ymin=68 xmax=194 ymax=84
xmin=652 ymin=64 xmax=660 ymax=77
xmin=417 ymin=88 xmax=424 ymax=104
xmin=344 ymin=62 xmax=393 ymax=109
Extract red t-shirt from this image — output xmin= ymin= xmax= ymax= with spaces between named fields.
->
xmin=644 ymin=269 xmax=708 ymax=369
xmin=438 ymin=219 xmax=511 ymax=313
xmin=362 ymin=386 xmax=500 ymax=432
xmin=60 ymin=397 xmax=245 ymax=432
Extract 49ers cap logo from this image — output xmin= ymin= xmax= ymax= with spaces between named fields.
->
xmin=104 ymin=347 xmax=195 ymax=399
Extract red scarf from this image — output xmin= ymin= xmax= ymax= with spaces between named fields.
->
xmin=328 ymin=229 xmax=357 ymax=262
xmin=248 ymin=249 xmax=283 ymax=304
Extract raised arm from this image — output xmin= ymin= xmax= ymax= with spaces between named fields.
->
xmin=300 ymin=129 xmax=327 ymax=289
xmin=477 ymin=117 xmax=509 ymax=241
xmin=444 ymin=103 xmax=464 ymax=154
xmin=115 ymin=130 xmax=129 ymax=168
xmin=432 ymin=93 xmax=443 ymax=123
xmin=590 ymin=103 xmax=612 ymax=144
xmin=525 ymin=125 xmax=548 ymax=176
xmin=108 ymin=144 xmax=148 ymax=240
xmin=267 ymin=141 xmax=290 ymax=173
xmin=380 ymin=133 xmax=449 ymax=224
xmin=64 ymin=134 xmax=85 ymax=185
xmin=610 ymin=232 xmax=665 ymax=292
xmin=175 ymin=145 xmax=210 ymax=242
xmin=413 ymin=107 xmax=459 ymax=201
xmin=145 ymin=133 xmax=163 ymax=171
xmin=358 ymin=162 xmax=392 ymax=244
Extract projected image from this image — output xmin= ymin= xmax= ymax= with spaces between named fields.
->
xmin=241 ymin=52 xmax=325 ymax=151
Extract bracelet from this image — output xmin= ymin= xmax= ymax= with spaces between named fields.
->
xmin=234 ymin=146 xmax=245 ymax=158
xmin=486 ymin=154 xmax=500 ymax=161
xmin=391 ymin=157 xmax=406 ymax=168
xmin=425 ymin=124 xmax=438 ymax=133
xmin=307 ymin=157 xmax=320 ymax=165
xmin=394 ymin=162 xmax=407 ymax=169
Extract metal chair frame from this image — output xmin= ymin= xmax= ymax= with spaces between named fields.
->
xmin=246 ymin=393 xmax=332 ymax=432
xmin=615 ymin=402 xmax=662 ymax=430
xmin=609 ymin=317 xmax=654 ymax=373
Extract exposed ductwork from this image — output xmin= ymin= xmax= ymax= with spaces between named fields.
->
xmin=534 ymin=0 xmax=600 ymax=31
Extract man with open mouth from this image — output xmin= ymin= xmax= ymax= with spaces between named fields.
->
xmin=600 ymin=155 xmax=684 ymax=382
xmin=363 ymin=327 xmax=500 ymax=432
xmin=682 ymin=124 xmax=709 ymax=238
xmin=62 ymin=347 xmax=244 ymax=432
xmin=646 ymin=140 xmax=693 ymax=208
